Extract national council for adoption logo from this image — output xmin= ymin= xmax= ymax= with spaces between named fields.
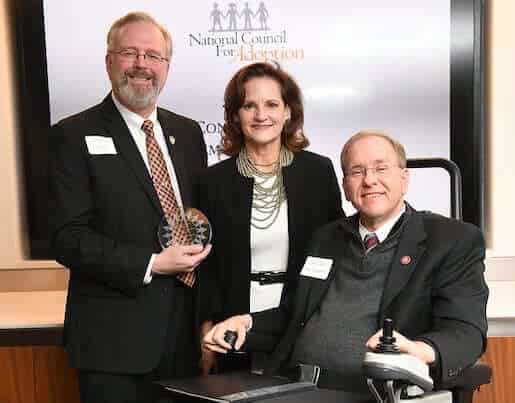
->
xmin=188 ymin=1 xmax=305 ymax=63
xmin=210 ymin=2 xmax=270 ymax=32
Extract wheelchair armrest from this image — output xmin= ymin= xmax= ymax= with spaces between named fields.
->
xmin=442 ymin=361 xmax=492 ymax=391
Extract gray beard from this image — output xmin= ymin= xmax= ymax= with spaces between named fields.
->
xmin=116 ymin=77 xmax=160 ymax=111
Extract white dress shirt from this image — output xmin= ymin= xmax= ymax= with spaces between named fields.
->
xmin=359 ymin=204 xmax=406 ymax=244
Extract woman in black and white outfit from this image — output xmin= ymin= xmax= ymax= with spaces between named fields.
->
xmin=196 ymin=62 xmax=343 ymax=375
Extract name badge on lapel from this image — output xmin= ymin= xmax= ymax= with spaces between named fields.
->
xmin=85 ymin=136 xmax=117 ymax=155
xmin=300 ymin=256 xmax=333 ymax=280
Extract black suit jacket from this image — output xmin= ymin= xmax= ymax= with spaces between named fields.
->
xmin=249 ymin=208 xmax=489 ymax=387
xmin=195 ymin=150 xmax=343 ymax=322
xmin=49 ymin=95 xmax=207 ymax=374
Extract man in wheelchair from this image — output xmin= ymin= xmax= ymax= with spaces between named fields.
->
xmin=203 ymin=131 xmax=488 ymax=402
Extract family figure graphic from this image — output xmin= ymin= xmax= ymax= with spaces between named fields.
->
xmin=210 ymin=2 xmax=269 ymax=32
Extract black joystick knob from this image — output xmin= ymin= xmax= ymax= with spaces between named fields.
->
xmin=224 ymin=330 xmax=238 ymax=350
xmin=375 ymin=318 xmax=400 ymax=353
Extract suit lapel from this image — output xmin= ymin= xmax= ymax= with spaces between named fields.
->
xmin=231 ymin=159 xmax=253 ymax=245
xmin=230 ymin=157 xmax=253 ymax=229
xmin=283 ymin=160 xmax=302 ymax=272
xmin=100 ymin=96 xmax=163 ymax=216
xmin=379 ymin=212 xmax=427 ymax=318
xmin=158 ymin=110 xmax=191 ymax=207
xmin=231 ymin=161 xmax=253 ymax=309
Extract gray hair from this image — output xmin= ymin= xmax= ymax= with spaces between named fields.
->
xmin=107 ymin=12 xmax=172 ymax=59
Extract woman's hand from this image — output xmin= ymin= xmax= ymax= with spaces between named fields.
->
xmin=203 ymin=314 xmax=252 ymax=353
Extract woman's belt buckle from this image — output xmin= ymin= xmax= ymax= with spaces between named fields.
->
xmin=250 ymin=271 xmax=286 ymax=285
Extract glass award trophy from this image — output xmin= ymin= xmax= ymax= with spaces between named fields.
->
xmin=158 ymin=208 xmax=212 ymax=249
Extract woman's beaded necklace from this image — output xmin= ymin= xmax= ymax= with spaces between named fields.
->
xmin=236 ymin=146 xmax=294 ymax=229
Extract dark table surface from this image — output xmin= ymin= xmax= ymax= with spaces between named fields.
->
xmin=159 ymin=371 xmax=374 ymax=403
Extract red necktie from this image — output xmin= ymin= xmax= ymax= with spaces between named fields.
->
xmin=364 ymin=232 xmax=379 ymax=253
xmin=142 ymin=120 xmax=195 ymax=287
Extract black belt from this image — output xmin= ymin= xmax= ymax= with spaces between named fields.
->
xmin=250 ymin=271 xmax=286 ymax=285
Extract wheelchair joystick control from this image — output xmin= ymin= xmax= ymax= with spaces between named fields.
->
xmin=224 ymin=330 xmax=237 ymax=350
xmin=363 ymin=318 xmax=435 ymax=403
xmin=375 ymin=318 xmax=400 ymax=353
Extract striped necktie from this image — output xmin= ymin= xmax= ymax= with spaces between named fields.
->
xmin=364 ymin=232 xmax=379 ymax=253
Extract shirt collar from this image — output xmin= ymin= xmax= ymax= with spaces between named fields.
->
xmin=359 ymin=203 xmax=406 ymax=243
xmin=111 ymin=92 xmax=158 ymax=133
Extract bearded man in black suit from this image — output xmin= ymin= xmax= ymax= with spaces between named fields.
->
xmin=49 ymin=12 xmax=211 ymax=403
xmin=203 ymin=131 xmax=488 ymax=400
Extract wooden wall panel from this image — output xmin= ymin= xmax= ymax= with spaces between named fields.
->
xmin=0 ymin=347 xmax=36 ymax=403
xmin=33 ymin=346 xmax=80 ymax=403
xmin=474 ymin=337 xmax=515 ymax=403
xmin=0 ymin=346 xmax=79 ymax=403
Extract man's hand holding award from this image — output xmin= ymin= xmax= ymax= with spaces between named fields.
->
xmin=152 ymin=208 xmax=212 ymax=278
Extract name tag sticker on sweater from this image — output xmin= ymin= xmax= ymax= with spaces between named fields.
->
xmin=301 ymin=256 xmax=332 ymax=279
xmin=85 ymin=136 xmax=117 ymax=155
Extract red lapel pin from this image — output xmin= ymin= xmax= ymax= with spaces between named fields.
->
xmin=400 ymin=255 xmax=411 ymax=265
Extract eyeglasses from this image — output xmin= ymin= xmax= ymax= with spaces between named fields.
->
xmin=345 ymin=164 xmax=400 ymax=179
xmin=109 ymin=48 xmax=169 ymax=65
